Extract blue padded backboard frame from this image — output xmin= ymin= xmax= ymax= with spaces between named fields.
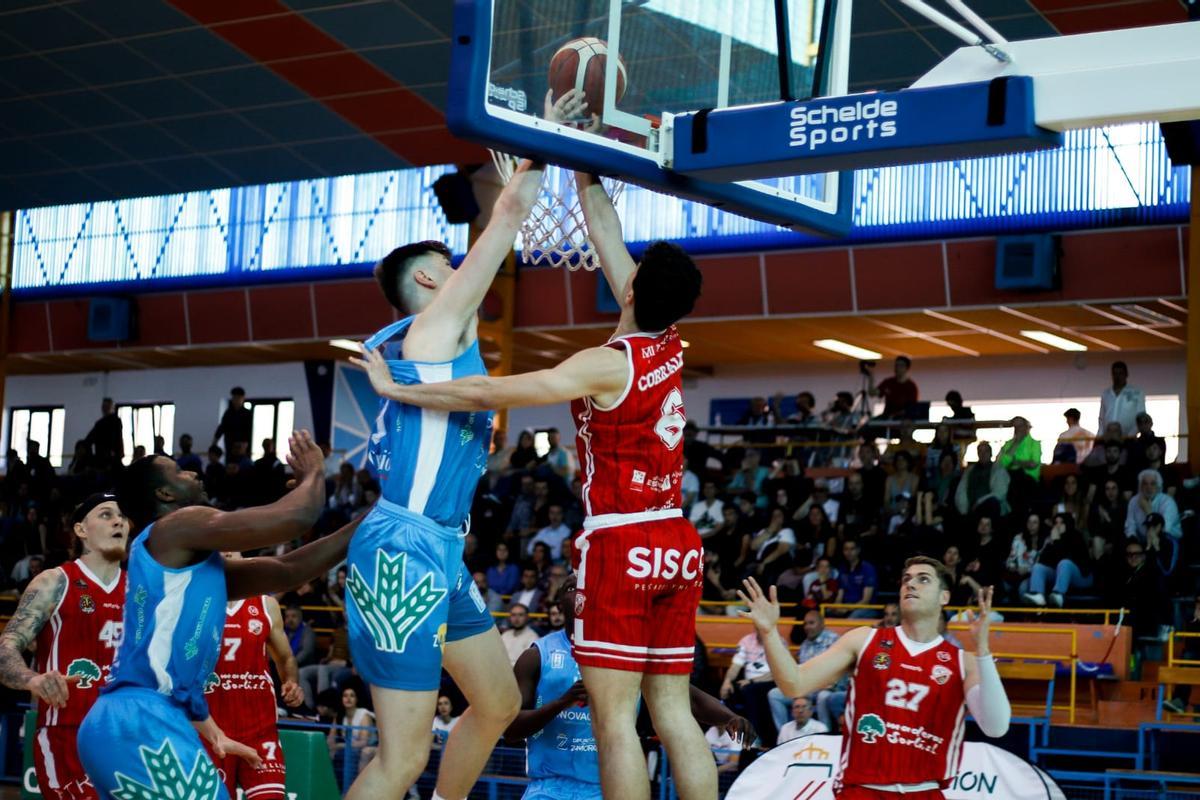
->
xmin=446 ymin=0 xmax=855 ymax=236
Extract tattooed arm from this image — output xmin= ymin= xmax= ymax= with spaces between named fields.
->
xmin=0 ymin=568 xmax=78 ymax=707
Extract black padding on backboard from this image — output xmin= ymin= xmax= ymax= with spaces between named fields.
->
xmin=986 ymin=77 xmax=1009 ymax=127
xmin=691 ymin=108 xmax=713 ymax=154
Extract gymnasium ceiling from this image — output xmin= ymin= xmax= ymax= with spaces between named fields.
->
xmin=0 ymin=0 xmax=1192 ymax=209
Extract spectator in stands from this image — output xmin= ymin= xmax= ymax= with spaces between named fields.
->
xmin=24 ymin=441 xmax=55 ymax=497
xmin=765 ymin=608 xmax=840 ymax=733
xmin=736 ymin=492 xmax=766 ymax=532
xmin=822 ymin=391 xmax=863 ymax=465
xmin=1085 ymin=438 xmax=1135 ymax=499
xmin=529 ymin=542 xmax=554 ymax=582
xmin=943 ymin=390 xmax=976 ymax=442
xmin=329 ymin=462 xmax=360 ymax=515
xmin=838 ymin=472 xmax=879 ymax=539
xmin=152 ymin=435 xmax=167 ymax=456
xmin=299 ymin=620 xmax=351 ymax=709
xmin=878 ymin=603 xmax=900 ymax=628
xmin=1144 ymin=513 xmax=1179 ymax=579
xmin=883 ymin=450 xmax=920 ymax=515
xmin=1121 ymin=539 xmax=1170 ymax=659
xmin=66 ymin=440 xmax=92 ymax=479
xmin=1164 ymin=595 xmax=1200 ymax=714
xmin=1126 ymin=469 xmax=1181 ymax=540
xmin=327 ymin=686 xmax=376 ymax=780
xmin=542 ymin=563 xmax=569 ymax=609
xmin=720 ymin=629 xmax=776 ymax=744
xmin=972 ymin=430 xmax=1018 ymax=520
xmin=1089 ymin=478 xmax=1128 ymax=557
xmin=838 ymin=538 xmax=878 ymax=618
xmin=856 ymin=442 xmax=887 ymax=508
xmin=690 ymin=480 xmax=725 ymax=538
xmin=174 ymin=434 xmax=202 ymax=474
xmin=707 ymin=505 xmax=748 ymax=574
xmin=883 ymin=420 xmax=923 ymax=466
xmin=202 ymin=445 xmax=227 ymax=505
xmin=798 ymin=478 xmax=839 ymax=524
xmin=959 ymin=516 xmax=1006 ymax=604
xmin=487 ymin=541 xmax=520 ymax=597
xmin=1098 ymin=361 xmax=1146 ymax=438
xmin=500 ymin=603 xmax=540 ymax=665
xmin=1005 ymin=513 xmax=1044 ymax=601
xmin=729 ymin=450 xmax=770 ymax=507
xmin=739 ymin=396 xmax=775 ymax=427
xmin=999 ymin=416 xmax=1042 ymax=483
xmin=868 ymin=356 xmax=918 ymax=419
xmin=510 ymin=567 xmax=543 ymax=613
xmin=252 ymin=437 xmax=287 ymax=504
xmin=919 ymin=451 xmax=961 ymax=527
xmin=131 ymin=445 xmax=148 ymax=462
xmin=487 ymin=428 xmax=514 ymax=475
xmin=746 ymin=507 xmax=796 ymax=584
xmin=540 ymin=601 xmax=567 ymax=635
xmin=431 ymin=695 xmax=459 ymax=747
xmin=528 ymin=503 xmax=570 ymax=559
xmin=681 ymin=456 xmax=700 ymax=514
xmin=793 ymin=505 xmax=834 ymax=570
xmin=542 ymin=428 xmax=572 ymax=479
xmin=84 ymin=397 xmax=124 ymax=472
xmin=284 ymin=604 xmax=317 ymax=668
xmin=942 ymin=545 xmax=971 ymax=607
xmin=803 ymin=556 xmax=840 ymax=610
xmin=924 ymin=424 xmax=960 ymax=483
xmin=704 ymin=725 xmax=742 ymax=774
xmin=1023 ymin=512 xmax=1093 ymax=608
xmin=1055 ymin=408 xmax=1094 ymax=464
xmin=473 ymin=571 xmax=504 ymax=616
xmin=1054 ymin=473 xmax=1091 ymax=535
xmin=509 ymin=430 xmax=540 ymax=472
xmin=776 ymin=697 xmax=827 ymax=743
xmin=1128 ymin=413 xmax=1167 ymax=473
xmin=683 ymin=420 xmax=723 ymax=476
xmin=506 ymin=473 xmax=537 ymax=540
xmin=212 ymin=387 xmax=252 ymax=457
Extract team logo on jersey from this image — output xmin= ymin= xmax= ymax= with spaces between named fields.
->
xmin=931 ymin=664 xmax=953 ymax=685
xmin=74 ymin=579 xmax=89 ymax=590
xmin=79 ymin=595 xmax=96 ymax=614
xmin=112 ymin=740 xmax=221 ymax=800
xmin=203 ymin=672 xmax=220 ymax=694
xmin=630 ymin=470 xmax=646 ymax=493
xmin=248 ymin=619 xmax=263 ymax=636
xmin=247 ymin=604 xmax=259 ymax=617
xmin=856 ymin=713 xmax=886 ymax=744
xmin=575 ymin=591 xmax=586 ymax=617
xmin=872 ymin=653 xmax=891 ymax=670
xmin=66 ymin=658 xmax=103 ymax=689
xmin=347 ymin=549 xmax=447 ymax=655
xmin=880 ymin=638 xmax=894 ymax=649
xmin=551 ymin=651 xmax=566 ymax=670
xmin=936 ymin=651 xmax=951 ymax=662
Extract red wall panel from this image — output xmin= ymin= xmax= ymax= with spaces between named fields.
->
xmin=186 ymin=290 xmax=250 ymax=344
xmin=133 ymin=294 xmax=189 ymax=347
xmin=763 ymin=250 xmax=853 ymax=314
xmin=691 ymin=255 xmax=762 ymax=318
xmin=47 ymin=300 xmax=99 ymax=350
xmin=313 ymin=281 xmax=394 ymax=338
xmin=1060 ymin=228 xmax=1182 ymax=300
xmin=514 ymin=268 xmax=570 ymax=328
xmin=852 ymin=244 xmax=945 ymax=310
xmin=10 ymin=303 xmax=50 ymax=353
xmin=249 ymin=285 xmax=315 ymax=341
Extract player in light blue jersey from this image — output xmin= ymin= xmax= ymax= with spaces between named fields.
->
xmin=341 ymin=94 xmax=599 ymax=800
xmin=505 ymin=576 xmax=754 ymax=800
xmin=78 ymin=432 xmax=363 ymax=799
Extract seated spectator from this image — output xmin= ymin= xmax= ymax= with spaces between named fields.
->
xmin=720 ymin=630 xmax=776 ymax=745
xmin=528 ymin=503 xmax=570 ymax=559
xmin=473 ymin=570 xmax=505 ymax=615
xmin=856 ymin=442 xmax=888 ymax=508
xmin=1023 ymin=512 xmax=1094 ymax=608
xmin=1055 ymin=408 xmax=1094 ymax=464
xmin=708 ymin=505 xmax=749 ymax=573
xmin=877 ymin=602 xmax=900 ymax=628
xmin=998 ymin=418 xmax=1042 ymax=513
xmin=702 ymin=551 xmax=740 ymax=613
xmin=943 ymin=390 xmax=976 ymax=442
xmin=690 ymin=481 xmax=725 ymax=538
xmin=918 ymin=451 xmax=960 ymax=527
xmin=740 ymin=396 xmax=776 ymax=427
xmin=796 ymin=478 xmax=839 ymax=525
xmin=203 ymin=445 xmax=227 ymax=503
xmin=487 ymin=428 xmax=515 ymax=475
xmin=487 ymin=542 xmax=521 ymax=597
xmin=509 ymin=430 xmax=540 ymax=472
xmin=1089 ymin=479 xmax=1127 ymax=557
xmin=729 ymin=450 xmax=770 ymax=507
xmin=1005 ymin=513 xmax=1045 ymax=603
xmin=766 ymin=609 xmax=841 ymax=734
xmin=821 ymin=391 xmax=863 ymax=466
xmin=793 ymin=505 xmax=834 ymax=569
xmin=1140 ymin=440 xmax=1181 ymax=496
xmin=885 ymin=493 xmax=916 ymax=538
xmin=1121 ymin=539 xmax=1169 ymax=658
xmin=283 ymin=604 xmax=317 ymax=668
xmin=1084 ymin=438 xmax=1135 ymax=498
xmin=1054 ymin=473 xmax=1090 ymax=534
xmin=802 ymin=556 xmax=841 ymax=610
xmin=736 ymin=492 xmax=766 ymax=533
xmin=683 ymin=420 xmax=724 ymax=476
xmin=510 ymin=567 xmax=544 ymax=612
xmin=1144 ymin=513 xmax=1179 ymax=578
xmin=838 ymin=538 xmax=879 ymax=619
xmin=1128 ymin=412 xmax=1166 ymax=473
xmin=883 ymin=451 xmax=920 ymax=515
xmin=869 ymin=356 xmax=918 ymax=420
xmin=959 ymin=516 xmax=1006 ymax=602
xmin=540 ymin=601 xmax=567 ymax=635
xmin=923 ymin=424 xmax=960 ymax=483
xmin=500 ymin=603 xmax=540 ymax=664
xmin=955 ymin=442 xmax=1010 ymax=519
xmin=942 ymin=545 xmax=971 ymax=607
xmin=506 ymin=474 xmax=538 ymax=539
xmin=529 ymin=542 xmax=554 ymax=581
xmin=174 ymin=433 xmax=203 ymax=474
xmin=838 ymin=472 xmax=879 ymax=539
xmin=777 ymin=697 xmax=828 ymax=743
xmin=1125 ymin=469 xmax=1181 ymax=540
xmin=681 ymin=456 xmax=700 ymax=513
xmin=705 ymin=725 xmax=742 ymax=774
xmin=542 ymin=563 xmax=570 ymax=608
xmin=746 ymin=507 xmax=796 ymax=584
xmin=431 ymin=695 xmax=459 ymax=747
xmin=299 ymin=620 xmax=350 ymax=709
xmin=883 ymin=421 xmax=924 ymax=467
xmin=541 ymin=427 xmax=572 ymax=479
xmin=327 ymin=685 xmax=377 ymax=780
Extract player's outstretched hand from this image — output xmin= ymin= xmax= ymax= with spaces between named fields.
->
xmin=969 ymin=585 xmax=994 ymax=655
xmin=281 ymin=679 xmax=305 ymax=708
xmin=28 ymin=671 xmax=79 ymax=709
xmin=736 ymin=577 xmax=780 ymax=635
xmin=560 ymin=679 xmax=589 ymax=707
xmin=285 ymin=430 xmax=324 ymax=484
xmin=724 ymin=715 xmax=756 ymax=747
xmin=350 ymin=344 xmax=399 ymax=400
xmin=544 ymin=88 xmax=588 ymax=125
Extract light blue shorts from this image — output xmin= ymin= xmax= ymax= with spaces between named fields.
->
xmin=522 ymin=775 xmax=603 ymax=800
xmin=78 ymin=687 xmax=230 ymax=800
xmin=346 ymin=499 xmax=494 ymax=691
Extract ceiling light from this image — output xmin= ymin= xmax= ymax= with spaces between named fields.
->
xmin=1111 ymin=304 xmax=1179 ymax=325
xmin=329 ymin=339 xmax=361 ymax=353
xmin=1020 ymin=330 xmax=1087 ymax=351
xmin=812 ymin=339 xmax=883 ymax=360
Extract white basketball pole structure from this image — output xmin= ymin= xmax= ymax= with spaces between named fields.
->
xmin=895 ymin=0 xmax=1012 ymax=62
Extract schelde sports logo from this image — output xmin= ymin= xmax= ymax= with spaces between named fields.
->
xmin=789 ymin=97 xmax=898 ymax=151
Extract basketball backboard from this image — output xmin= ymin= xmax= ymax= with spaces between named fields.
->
xmin=449 ymin=0 xmax=855 ymax=235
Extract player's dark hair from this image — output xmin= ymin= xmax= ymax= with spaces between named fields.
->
xmin=896 ymin=355 xmax=912 ymax=368
xmin=374 ymin=241 xmax=452 ymax=313
xmin=117 ymin=455 xmax=169 ymax=533
xmin=903 ymin=555 xmax=954 ymax=593
xmin=632 ymin=241 xmax=701 ymax=331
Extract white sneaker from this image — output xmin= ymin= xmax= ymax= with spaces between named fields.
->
xmin=1049 ymin=592 xmax=1064 ymax=608
xmin=1023 ymin=592 xmax=1046 ymax=607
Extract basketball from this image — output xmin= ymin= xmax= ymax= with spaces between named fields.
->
xmin=548 ymin=37 xmax=627 ymax=116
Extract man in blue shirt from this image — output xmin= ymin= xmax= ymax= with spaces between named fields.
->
xmin=840 ymin=538 xmax=879 ymax=619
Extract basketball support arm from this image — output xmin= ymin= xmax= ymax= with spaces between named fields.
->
xmin=894 ymin=0 xmax=1012 ymax=63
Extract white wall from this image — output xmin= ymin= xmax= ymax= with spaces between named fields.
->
xmin=3 ymin=362 xmax=314 ymax=465
xmin=506 ymin=349 xmax=1188 ymax=456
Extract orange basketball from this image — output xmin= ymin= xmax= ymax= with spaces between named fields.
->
xmin=548 ymin=37 xmax=627 ymax=116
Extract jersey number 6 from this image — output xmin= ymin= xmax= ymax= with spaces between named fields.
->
xmin=654 ymin=388 xmax=686 ymax=450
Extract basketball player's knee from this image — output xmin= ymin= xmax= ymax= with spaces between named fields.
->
xmin=476 ymin=680 xmax=521 ymax=727
xmin=375 ymin=742 xmax=429 ymax=785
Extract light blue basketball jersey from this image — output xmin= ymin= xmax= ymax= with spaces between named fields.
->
xmin=104 ymin=525 xmax=227 ymax=722
xmin=364 ymin=318 xmax=493 ymax=529
xmin=528 ymin=630 xmax=600 ymax=784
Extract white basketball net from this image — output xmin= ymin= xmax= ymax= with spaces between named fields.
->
xmin=490 ymin=150 xmax=624 ymax=271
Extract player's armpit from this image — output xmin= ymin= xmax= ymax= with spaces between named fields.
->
xmin=0 ymin=569 xmax=67 ymax=690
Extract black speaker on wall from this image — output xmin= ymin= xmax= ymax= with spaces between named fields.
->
xmin=432 ymin=171 xmax=482 ymax=224
xmin=995 ymin=235 xmax=1060 ymax=291
xmin=88 ymin=297 xmax=136 ymax=342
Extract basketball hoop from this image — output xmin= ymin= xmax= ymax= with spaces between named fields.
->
xmin=489 ymin=150 xmax=624 ymax=272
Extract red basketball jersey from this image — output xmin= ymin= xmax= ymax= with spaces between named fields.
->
xmin=205 ymin=596 xmax=277 ymax=734
xmin=570 ymin=326 xmax=686 ymax=519
xmin=837 ymin=626 xmax=967 ymax=790
xmin=35 ymin=560 xmax=125 ymax=728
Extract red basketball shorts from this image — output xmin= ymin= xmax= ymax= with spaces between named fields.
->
xmin=572 ymin=515 xmax=702 ymax=674
xmin=35 ymin=726 xmax=97 ymax=800
xmin=837 ymin=787 xmax=945 ymax=800
xmin=207 ymin=727 xmax=287 ymax=800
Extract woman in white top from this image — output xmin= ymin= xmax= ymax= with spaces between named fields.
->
xmin=747 ymin=507 xmax=796 ymax=585
xmin=328 ymin=685 xmax=377 ymax=777
xmin=432 ymin=694 xmax=459 ymax=748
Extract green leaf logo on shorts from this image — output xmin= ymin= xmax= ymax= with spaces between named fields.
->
xmin=348 ymin=549 xmax=447 ymax=654
xmin=112 ymin=740 xmax=220 ymax=800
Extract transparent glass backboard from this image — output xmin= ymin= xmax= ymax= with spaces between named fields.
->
xmin=478 ymin=0 xmax=852 ymax=229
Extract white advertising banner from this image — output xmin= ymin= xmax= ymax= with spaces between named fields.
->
xmin=726 ymin=735 xmax=1066 ymax=800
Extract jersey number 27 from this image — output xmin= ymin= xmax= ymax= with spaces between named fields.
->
xmin=884 ymin=679 xmax=929 ymax=712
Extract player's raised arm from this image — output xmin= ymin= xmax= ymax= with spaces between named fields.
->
xmin=263 ymin=595 xmax=304 ymax=707
xmin=351 ymin=343 xmax=628 ymax=412
xmin=575 ymin=171 xmax=637 ymax=300
xmin=738 ymin=577 xmax=864 ymax=699
xmin=223 ymin=513 xmax=364 ymax=601
xmin=0 ymin=569 xmax=76 ymax=705
xmin=962 ymin=586 xmax=1011 ymax=736
xmin=140 ymin=431 xmax=326 ymax=568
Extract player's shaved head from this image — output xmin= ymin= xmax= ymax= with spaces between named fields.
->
xmin=374 ymin=240 xmax=452 ymax=313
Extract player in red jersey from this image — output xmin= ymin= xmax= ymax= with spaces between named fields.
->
xmin=352 ymin=171 xmax=709 ymax=800
xmin=0 ymin=493 xmax=128 ymax=800
xmin=739 ymin=556 xmax=1012 ymax=799
xmin=204 ymin=560 xmax=305 ymax=800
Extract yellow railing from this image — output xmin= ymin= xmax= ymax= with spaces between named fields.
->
xmin=1168 ymin=631 xmax=1200 ymax=667
xmin=816 ymin=602 xmax=1125 ymax=627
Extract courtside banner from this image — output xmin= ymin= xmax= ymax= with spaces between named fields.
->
xmin=726 ymin=735 xmax=1066 ymax=799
